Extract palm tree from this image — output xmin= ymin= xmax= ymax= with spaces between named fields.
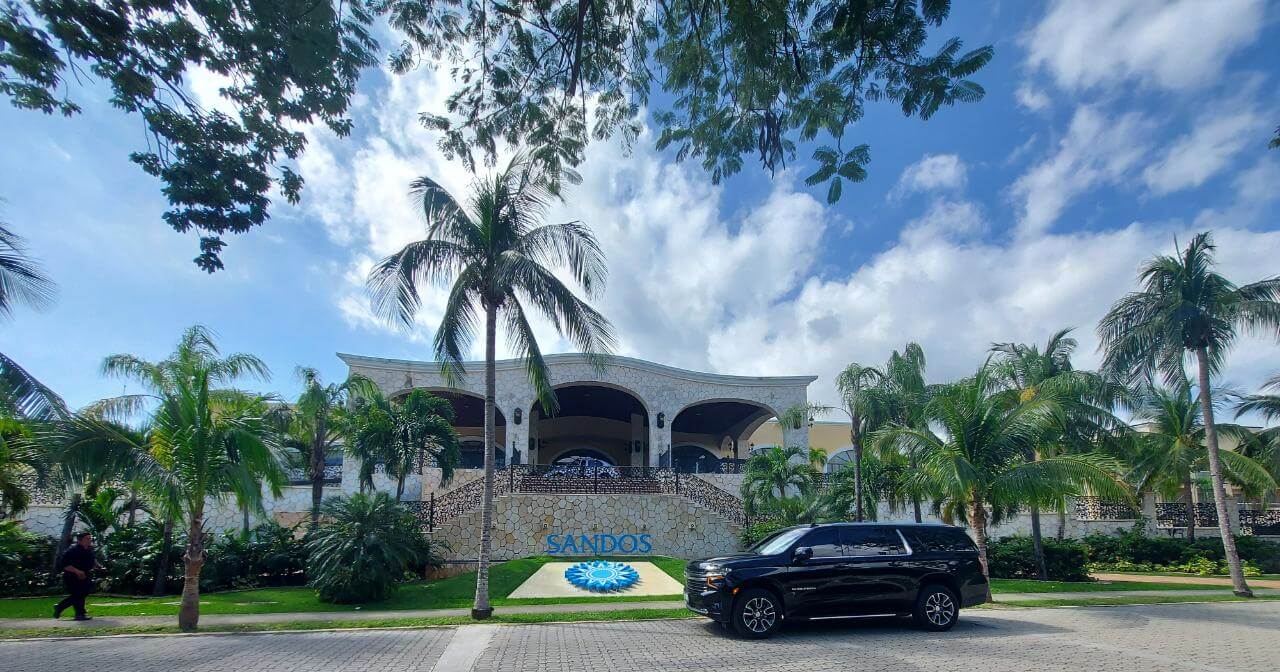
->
xmin=343 ymin=388 xmax=462 ymax=500
xmin=874 ymin=343 xmax=935 ymax=522
xmin=1099 ymin=232 xmax=1280 ymax=597
xmin=990 ymin=328 xmax=1131 ymax=579
xmin=366 ymin=155 xmax=614 ymax=620
xmin=93 ymin=327 xmax=288 ymax=630
xmin=742 ymin=445 xmax=818 ymax=514
xmin=1233 ymin=373 xmax=1280 ymax=495
xmin=832 ymin=362 xmax=886 ymax=521
xmin=0 ymin=221 xmax=66 ymax=421
xmin=277 ymin=368 xmax=377 ymax=527
xmin=1130 ymin=381 xmax=1275 ymax=539
xmin=876 ymin=363 xmax=1130 ymax=590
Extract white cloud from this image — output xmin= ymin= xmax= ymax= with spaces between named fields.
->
xmin=1015 ymin=85 xmax=1050 ymax=112
xmin=295 ymin=65 xmax=830 ymax=369
xmin=1142 ymin=103 xmax=1267 ymax=194
xmin=1025 ymin=0 xmax=1265 ymax=92
xmin=892 ymin=154 xmax=967 ymax=197
xmin=1010 ymin=106 xmax=1152 ymax=235
xmin=709 ymin=223 xmax=1280 ymax=407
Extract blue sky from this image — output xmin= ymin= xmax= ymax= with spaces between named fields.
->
xmin=2 ymin=0 xmax=1279 ymax=411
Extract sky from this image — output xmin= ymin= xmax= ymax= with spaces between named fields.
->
xmin=2 ymin=0 xmax=1279 ymax=415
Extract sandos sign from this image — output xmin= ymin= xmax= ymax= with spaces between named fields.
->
xmin=546 ymin=533 xmax=653 ymax=555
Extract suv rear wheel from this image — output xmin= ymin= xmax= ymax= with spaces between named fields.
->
xmin=913 ymin=584 xmax=958 ymax=631
xmin=732 ymin=589 xmax=781 ymax=638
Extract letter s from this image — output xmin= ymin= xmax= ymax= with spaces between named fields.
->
xmin=546 ymin=534 xmax=561 ymax=554
xmin=639 ymin=534 xmax=653 ymax=553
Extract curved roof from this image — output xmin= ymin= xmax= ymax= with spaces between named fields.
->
xmin=336 ymin=352 xmax=817 ymax=388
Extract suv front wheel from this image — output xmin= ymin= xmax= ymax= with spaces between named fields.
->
xmin=732 ymin=589 xmax=781 ymax=638
xmin=913 ymin=585 xmax=958 ymax=631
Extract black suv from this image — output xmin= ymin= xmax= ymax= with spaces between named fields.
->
xmin=685 ymin=522 xmax=987 ymax=638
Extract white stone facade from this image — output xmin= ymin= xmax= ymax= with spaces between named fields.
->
xmin=339 ymin=352 xmax=817 ymax=467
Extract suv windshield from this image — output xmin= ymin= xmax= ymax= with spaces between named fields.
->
xmin=749 ymin=528 xmax=808 ymax=555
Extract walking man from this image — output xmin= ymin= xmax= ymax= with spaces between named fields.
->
xmin=54 ymin=532 xmax=99 ymax=621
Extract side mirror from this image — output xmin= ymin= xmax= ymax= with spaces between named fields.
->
xmin=793 ymin=546 xmax=813 ymax=564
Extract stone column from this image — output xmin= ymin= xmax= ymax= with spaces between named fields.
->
xmin=630 ymin=413 xmax=646 ymax=467
xmin=506 ymin=415 xmax=529 ymax=466
xmin=781 ymin=421 xmax=809 ymax=449
xmin=649 ymin=413 xmax=672 ymax=468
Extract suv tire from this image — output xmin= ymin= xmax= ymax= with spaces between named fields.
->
xmin=913 ymin=584 xmax=958 ymax=631
xmin=732 ymin=589 xmax=781 ymax=639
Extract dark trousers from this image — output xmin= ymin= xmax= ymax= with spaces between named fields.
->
xmin=55 ymin=578 xmax=92 ymax=618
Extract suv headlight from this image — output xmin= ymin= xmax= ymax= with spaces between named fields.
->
xmin=704 ymin=568 xmax=729 ymax=588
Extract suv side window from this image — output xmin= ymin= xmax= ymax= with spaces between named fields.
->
xmin=900 ymin=527 xmax=976 ymax=553
xmin=839 ymin=527 xmax=907 ymax=557
xmin=799 ymin=528 xmax=843 ymax=559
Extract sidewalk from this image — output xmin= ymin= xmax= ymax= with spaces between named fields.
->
xmin=0 ymin=600 xmax=688 ymax=631
xmin=3 ymin=587 xmax=1277 ymax=632
xmin=1091 ymin=573 xmax=1280 ymax=589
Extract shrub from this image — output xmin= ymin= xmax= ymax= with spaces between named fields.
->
xmin=1081 ymin=524 xmax=1280 ymax=574
xmin=987 ymin=536 xmax=1091 ymax=582
xmin=308 ymin=493 xmax=427 ymax=603
xmin=200 ymin=521 xmax=308 ymax=592
xmin=0 ymin=521 xmax=56 ymax=596
xmin=100 ymin=519 xmax=183 ymax=594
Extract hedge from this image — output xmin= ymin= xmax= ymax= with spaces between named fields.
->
xmin=986 ymin=536 xmax=1091 ymax=582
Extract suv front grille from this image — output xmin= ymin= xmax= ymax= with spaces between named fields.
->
xmin=685 ymin=568 xmax=706 ymax=592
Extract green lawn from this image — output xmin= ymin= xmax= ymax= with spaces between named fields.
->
xmin=988 ymin=578 xmax=1223 ymax=593
xmin=0 ymin=555 xmax=687 ymax=619
xmin=1095 ymin=571 xmax=1280 ymax=581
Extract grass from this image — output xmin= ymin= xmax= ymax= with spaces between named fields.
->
xmin=1094 ymin=571 xmax=1280 ymax=581
xmin=0 ymin=555 xmax=687 ymax=620
xmin=992 ymin=594 xmax=1280 ymax=608
xmin=988 ymin=578 xmax=1223 ymax=593
xmin=0 ymin=607 xmax=697 ymax=640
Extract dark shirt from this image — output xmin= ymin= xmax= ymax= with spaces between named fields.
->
xmin=60 ymin=544 xmax=96 ymax=576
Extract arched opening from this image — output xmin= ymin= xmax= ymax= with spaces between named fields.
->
xmin=550 ymin=447 xmax=615 ymax=465
xmin=403 ymin=389 xmax=506 ymax=470
xmin=670 ymin=400 xmax=775 ymax=472
xmin=671 ymin=444 xmax=718 ymax=474
xmin=824 ymin=447 xmax=855 ymax=474
xmin=530 ymin=384 xmax=648 ymax=466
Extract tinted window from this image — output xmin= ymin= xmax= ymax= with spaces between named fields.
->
xmin=799 ymin=528 xmax=843 ymax=558
xmin=839 ymin=527 xmax=907 ymax=556
xmin=900 ymin=527 xmax=976 ymax=553
xmin=750 ymin=528 xmax=807 ymax=555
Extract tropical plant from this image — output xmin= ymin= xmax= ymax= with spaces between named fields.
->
xmin=343 ymin=388 xmax=462 ymax=500
xmin=307 ymin=492 xmax=429 ymax=603
xmin=275 ymin=368 xmax=377 ymax=526
xmin=831 ymin=362 xmax=885 ymax=521
xmin=0 ymin=220 xmax=65 ymax=422
xmin=366 ymin=154 xmax=614 ymax=619
xmin=875 ymin=363 xmax=1131 ymax=588
xmin=73 ymin=485 xmax=133 ymax=537
xmin=869 ymin=343 xmax=937 ymax=522
xmin=742 ymin=445 xmax=818 ymax=514
xmin=1098 ymin=232 xmax=1280 ymax=597
xmin=990 ymin=328 xmax=1131 ymax=578
xmin=89 ymin=326 xmax=288 ymax=630
xmin=0 ymin=520 xmax=56 ymax=596
xmin=1129 ymin=381 xmax=1276 ymax=538
xmin=825 ymin=449 xmax=911 ymax=522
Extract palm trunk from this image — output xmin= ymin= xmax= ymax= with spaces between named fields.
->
xmin=127 ymin=488 xmax=138 ymax=527
xmin=178 ymin=510 xmax=206 ymax=631
xmin=1055 ymin=507 xmax=1066 ymax=541
xmin=396 ymin=474 xmax=406 ymax=502
xmin=967 ymin=497 xmax=992 ymax=602
xmin=309 ymin=428 xmax=326 ymax=529
xmin=1029 ymin=505 xmax=1049 ymax=581
xmin=1184 ymin=472 xmax=1197 ymax=541
xmin=851 ymin=423 xmax=864 ymax=522
xmin=52 ymin=493 xmax=82 ymax=572
xmin=1195 ymin=346 xmax=1251 ymax=597
xmin=241 ymin=504 xmax=250 ymax=532
xmin=472 ymin=303 xmax=498 ymax=620
xmin=152 ymin=516 xmax=174 ymax=595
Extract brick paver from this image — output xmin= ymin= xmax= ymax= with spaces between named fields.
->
xmin=4 ymin=601 xmax=1277 ymax=672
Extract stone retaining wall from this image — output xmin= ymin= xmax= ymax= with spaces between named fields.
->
xmin=431 ymin=493 xmax=742 ymax=561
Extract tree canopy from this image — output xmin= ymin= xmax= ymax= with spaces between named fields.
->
xmin=2 ymin=0 xmax=991 ymax=270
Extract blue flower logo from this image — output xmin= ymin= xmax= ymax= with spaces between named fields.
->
xmin=564 ymin=561 xmax=640 ymax=592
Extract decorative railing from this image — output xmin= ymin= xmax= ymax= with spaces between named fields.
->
xmin=411 ymin=465 xmax=750 ymax=530
xmin=1156 ymin=502 xmax=1218 ymax=528
xmin=716 ymin=459 xmax=747 ymax=474
xmin=1074 ymin=496 xmax=1138 ymax=521
xmin=1240 ymin=509 xmax=1280 ymax=536
xmin=14 ymin=472 xmax=63 ymax=506
xmin=285 ymin=464 xmax=342 ymax=485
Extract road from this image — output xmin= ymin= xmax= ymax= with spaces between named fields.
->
xmin=4 ymin=601 xmax=1276 ymax=672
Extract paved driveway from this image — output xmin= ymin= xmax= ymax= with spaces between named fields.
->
xmin=4 ymin=601 xmax=1277 ymax=672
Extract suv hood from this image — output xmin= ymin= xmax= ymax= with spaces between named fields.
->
xmin=688 ymin=553 xmax=771 ymax=570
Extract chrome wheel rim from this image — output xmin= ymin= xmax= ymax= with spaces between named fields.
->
xmin=742 ymin=597 xmax=776 ymax=633
xmin=924 ymin=592 xmax=955 ymax=627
